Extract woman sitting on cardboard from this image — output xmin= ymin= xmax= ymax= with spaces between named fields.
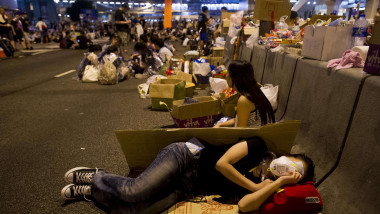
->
xmin=60 ymin=136 xmax=322 ymax=213
xmin=214 ymin=60 xmax=275 ymax=127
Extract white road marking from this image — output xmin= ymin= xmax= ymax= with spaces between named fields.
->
xmin=54 ymin=70 xmax=76 ymax=78
xmin=31 ymin=50 xmax=57 ymax=55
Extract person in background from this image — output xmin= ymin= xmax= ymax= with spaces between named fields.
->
xmin=104 ymin=45 xmax=130 ymax=81
xmin=158 ymin=18 xmax=164 ymax=31
xmin=139 ymin=34 xmax=155 ymax=52
xmin=114 ymin=3 xmax=131 ymax=59
xmin=35 ymin=17 xmax=48 ymax=44
xmin=151 ymin=36 xmax=173 ymax=63
xmin=75 ymin=30 xmax=91 ymax=49
xmin=99 ymin=35 xmax=122 ymax=59
xmin=198 ymin=6 xmax=211 ymax=54
xmin=286 ymin=11 xmax=299 ymax=29
xmin=0 ymin=7 xmax=12 ymax=43
xmin=214 ymin=6 xmax=227 ymax=40
xmin=20 ymin=13 xmax=33 ymax=50
xmin=214 ymin=60 xmax=275 ymax=127
xmin=11 ymin=13 xmax=27 ymax=50
xmin=60 ymin=31 xmax=75 ymax=49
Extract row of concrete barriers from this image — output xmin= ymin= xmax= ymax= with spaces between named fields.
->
xmin=224 ymin=37 xmax=380 ymax=214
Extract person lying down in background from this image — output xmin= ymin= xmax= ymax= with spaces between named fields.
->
xmin=61 ymin=137 xmax=322 ymax=213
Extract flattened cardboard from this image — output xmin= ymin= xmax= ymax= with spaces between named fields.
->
xmin=116 ymin=120 xmax=301 ymax=168
xmin=254 ymin=0 xmax=292 ymax=21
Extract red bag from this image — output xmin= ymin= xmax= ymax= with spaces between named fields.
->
xmin=260 ymin=181 xmax=322 ymax=214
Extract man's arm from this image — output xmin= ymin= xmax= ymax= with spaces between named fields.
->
xmin=115 ymin=20 xmax=131 ymax=24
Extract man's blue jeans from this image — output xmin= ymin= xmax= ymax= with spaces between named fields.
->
xmin=92 ymin=142 xmax=199 ymax=213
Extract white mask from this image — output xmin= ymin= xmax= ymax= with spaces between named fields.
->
xmin=269 ymin=156 xmax=304 ymax=177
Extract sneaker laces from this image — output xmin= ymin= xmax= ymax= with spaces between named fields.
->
xmin=76 ymin=168 xmax=99 ymax=184
xmin=72 ymin=185 xmax=92 ymax=201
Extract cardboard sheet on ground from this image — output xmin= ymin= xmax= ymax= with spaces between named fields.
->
xmin=115 ymin=120 xmax=300 ymax=168
xmin=161 ymin=195 xmax=241 ymax=214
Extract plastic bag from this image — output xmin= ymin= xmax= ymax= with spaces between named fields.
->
xmin=261 ymin=84 xmax=279 ymax=111
xmin=99 ymin=56 xmax=118 ymax=85
xmin=137 ymin=83 xmax=149 ymax=99
xmin=82 ymin=65 xmax=99 ymax=82
xmin=182 ymin=38 xmax=189 ymax=46
xmin=77 ymin=53 xmax=91 ymax=80
xmin=193 ymin=60 xmax=211 ymax=76
xmin=209 ymin=77 xmax=228 ymax=96
xmin=246 ymin=28 xmax=259 ymax=49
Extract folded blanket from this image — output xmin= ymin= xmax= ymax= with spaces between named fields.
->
xmin=327 ymin=50 xmax=365 ymax=70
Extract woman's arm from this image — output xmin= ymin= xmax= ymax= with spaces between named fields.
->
xmin=235 ymin=96 xmax=256 ymax=127
xmin=238 ymin=172 xmax=303 ymax=213
xmin=215 ymin=141 xmax=272 ymax=192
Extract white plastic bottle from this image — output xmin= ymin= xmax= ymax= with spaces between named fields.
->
xmin=275 ymin=16 xmax=289 ymax=31
xmin=352 ymin=14 xmax=369 ymax=46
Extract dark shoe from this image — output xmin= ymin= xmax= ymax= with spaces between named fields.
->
xmin=61 ymin=184 xmax=92 ymax=200
xmin=64 ymin=167 xmax=104 ymax=184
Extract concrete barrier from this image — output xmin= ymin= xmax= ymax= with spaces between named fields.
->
xmin=240 ymin=45 xmax=253 ymax=62
xmin=283 ymin=59 xmax=365 ymax=182
xmin=317 ymin=76 xmax=380 ymax=214
xmin=261 ymin=52 xmax=301 ymax=120
xmin=251 ymin=45 xmax=268 ymax=83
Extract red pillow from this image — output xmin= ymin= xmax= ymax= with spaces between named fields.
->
xmin=260 ymin=181 xmax=322 ymax=214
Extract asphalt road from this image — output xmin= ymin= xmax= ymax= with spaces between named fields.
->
xmin=0 ymin=42 xmax=184 ymax=213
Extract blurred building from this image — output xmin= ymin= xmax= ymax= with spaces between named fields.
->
xmin=17 ymin=0 xmax=59 ymax=23
xmin=54 ymin=0 xmax=240 ymax=22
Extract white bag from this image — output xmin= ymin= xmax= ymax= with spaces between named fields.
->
xmin=193 ymin=62 xmax=211 ymax=76
xmin=261 ymin=84 xmax=279 ymax=111
xmin=209 ymin=77 xmax=228 ymax=96
xmin=246 ymin=28 xmax=259 ymax=49
xmin=137 ymin=83 xmax=149 ymax=99
xmin=82 ymin=65 xmax=99 ymax=82
xmin=182 ymin=38 xmax=189 ymax=46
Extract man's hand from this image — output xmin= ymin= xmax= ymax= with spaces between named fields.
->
xmin=278 ymin=172 xmax=303 ymax=186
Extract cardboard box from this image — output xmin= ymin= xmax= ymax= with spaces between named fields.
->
xmin=210 ymin=57 xmax=224 ymax=67
xmin=115 ymin=120 xmax=301 ymax=168
xmin=167 ymin=71 xmax=196 ymax=97
xmin=170 ymin=96 xmax=221 ymax=128
xmin=220 ymin=93 xmax=240 ymax=117
xmin=149 ymin=79 xmax=186 ymax=110
xmin=222 ymin=19 xmax=230 ymax=35
xmin=301 ymin=26 xmax=353 ymax=61
xmin=212 ymin=47 xmax=225 ymax=57
xmin=364 ymin=16 xmax=380 ymax=75
xmin=254 ymin=0 xmax=292 ymax=21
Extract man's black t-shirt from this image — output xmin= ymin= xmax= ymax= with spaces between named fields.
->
xmin=198 ymin=13 xmax=208 ymax=33
xmin=20 ymin=17 xmax=29 ymax=32
xmin=199 ymin=137 xmax=268 ymax=196
xmin=114 ymin=9 xmax=130 ymax=33
xmin=0 ymin=14 xmax=10 ymax=35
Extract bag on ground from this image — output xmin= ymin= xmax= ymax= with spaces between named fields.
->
xmin=82 ymin=65 xmax=99 ymax=82
xmin=99 ymin=56 xmax=118 ymax=85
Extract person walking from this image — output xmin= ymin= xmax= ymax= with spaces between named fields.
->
xmin=11 ymin=13 xmax=27 ymax=50
xmin=20 ymin=12 xmax=33 ymax=50
xmin=114 ymin=3 xmax=131 ymax=59
xmin=35 ymin=17 xmax=48 ymax=44
xmin=198 ymin=6 xmax=211 ymax=54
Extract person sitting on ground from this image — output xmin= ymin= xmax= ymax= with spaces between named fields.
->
xmin=130 ymin=42 xmax=162 ymax=78
xmin=103 ymin=45 xmax=129 ymax=81
xmin=60 ymin=31 xmax=75 ymax=49
xmin=61 ymin=136 xmax=320 ymax=214
xmin=139 ymin=34 xmax=155 ymax=52
xmin=77 ymin=44 xmax=102 ymax=80
xmin=286 ymin=11 xmax=299 ymax=29
xmin=75 ymin=30 xmax=91 ymax=49
xmin=151 ymin=36 xmax=173 ymax=63
xmin=214 ymin=60 xmax=275 ymax=127
xmin=99 ymin=35 xmax=122 ymax=59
